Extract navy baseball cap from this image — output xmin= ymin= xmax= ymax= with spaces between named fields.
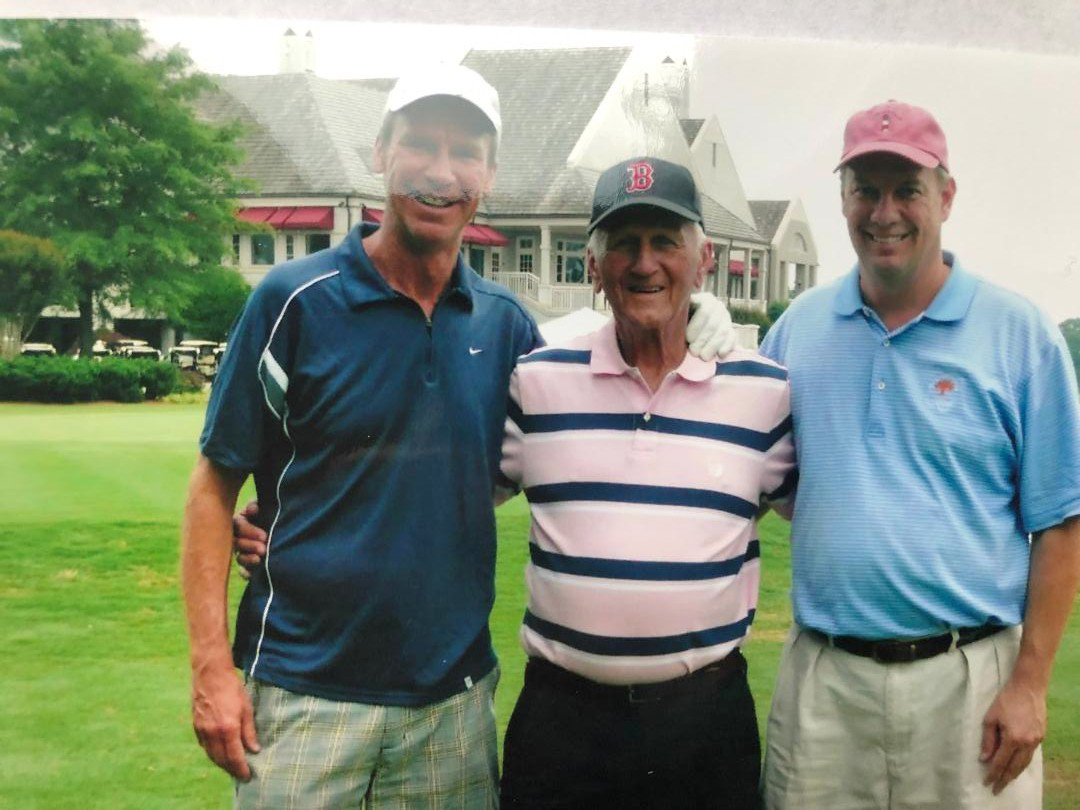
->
xmin=588 ymin=157 xmax=703 ymax=234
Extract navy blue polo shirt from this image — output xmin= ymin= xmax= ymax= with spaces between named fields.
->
xmin=201 ymin=223 xmax=542 ymax=705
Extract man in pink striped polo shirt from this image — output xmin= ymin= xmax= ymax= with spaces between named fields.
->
xmin=497 ymin=157 xmax=796 ymax=809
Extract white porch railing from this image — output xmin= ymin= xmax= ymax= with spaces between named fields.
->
xmin=492 ymin=273 xmax=613 ymax=314
xmin=492 ymin=271 xmax=539 ymax=302
xmin=725 ymin=297 xmax=767 ymax=314
xmin=545 ymin=285 xmax=600 ymax=312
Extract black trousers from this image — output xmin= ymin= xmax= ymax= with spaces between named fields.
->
xmin=500 ymin=652 xmax=761 ymax=809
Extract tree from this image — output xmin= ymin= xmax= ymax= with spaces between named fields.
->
xmin=0 ymin=229 xmax=70 ymax=354
xmin=1060 ymin=318 xmax=1080 ymax=383
xmin=177 ymin=265 xmax=251 ymax=342
xmin=0 ymin=20 xmax=247 ymax=357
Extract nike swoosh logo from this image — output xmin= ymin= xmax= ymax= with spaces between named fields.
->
xmin=469 ymin=347 xmax=483 ymax=355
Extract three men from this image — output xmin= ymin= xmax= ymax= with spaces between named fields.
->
xmin=497 ymin=157 xmax=795 ymax=809
xmin=760 ymin=100 xmax=1080 ymax=809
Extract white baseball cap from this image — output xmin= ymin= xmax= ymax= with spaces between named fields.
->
xmin=384 ymin=63 xmax=502 ymax=141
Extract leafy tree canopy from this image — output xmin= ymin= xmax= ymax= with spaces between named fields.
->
xmin=0 ymin=19 xmax=246 ymax=355
xmin=0 ymin=229 xmax=71 ymax=341
xmin=177 ymin=265 xmax=251 ymax=343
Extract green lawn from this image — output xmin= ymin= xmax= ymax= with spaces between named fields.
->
xmin=1 ymin=401 xmax=1077 ymax=808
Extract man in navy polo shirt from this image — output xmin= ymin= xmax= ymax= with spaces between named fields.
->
xmin=760 ymin=101 xmax=1080 ymax=809
xmin=182 ymin=65 xmax=541 ymax=808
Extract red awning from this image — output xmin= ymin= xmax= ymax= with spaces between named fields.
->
xmin=282 ymin=206 xmax=334 ymax=230
xmin=360 ymin=208 xmax=507 ymax=246
xmin=236 ymin=207 xmax=276 ymax=224
xmin=463 ymin=224 xmax=509 ymax=246
xmin=236 ymin=206 xmax=334 ymax=230
xmin=267 ymin=207 xmax=295 ymax=228
xmin=727 ymin=260 xmax=760 ymax=278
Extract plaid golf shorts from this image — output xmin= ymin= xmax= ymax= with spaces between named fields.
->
xmin=234 ymin=668 xmax=499 ymax=809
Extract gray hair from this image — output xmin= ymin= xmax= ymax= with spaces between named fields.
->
xmin=587 ymin=220 xmax=707 ymax=265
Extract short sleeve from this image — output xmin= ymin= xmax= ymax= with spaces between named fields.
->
xmin=199 ymin=281 xmax=289 ymax=473
xmin=1017 ymin=332 xmax=1080 ymax=532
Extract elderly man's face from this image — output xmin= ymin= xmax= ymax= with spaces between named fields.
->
xmin=841 ymin=153 xmax=955 ymax=289
xmin=374 ymin=97 xmax=496 ymax=252
xmin=590 ymin=210 xmax=710 ymax=342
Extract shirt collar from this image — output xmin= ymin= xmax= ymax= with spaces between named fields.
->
xmin=589 ymin=318 xmax=715 ymax=382
xmin=339 ymin=222 xmax=475 ymax=311
xmin=923 ymin=253 xmax=975 ymax=322
xmin=832 ymin=251 xmax=974 ymax=323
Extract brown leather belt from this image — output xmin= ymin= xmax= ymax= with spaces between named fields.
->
xmin=807 ymin=623 xmax=1007 ymax=664
xmin=525 ymin=649 xmax=745 ymax=704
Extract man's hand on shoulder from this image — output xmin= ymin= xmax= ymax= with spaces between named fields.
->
xmin=191 ymin=660 xmax=259 ymax=781
xmin=233 ymin=499 xmax=268 ymax=575
xmin=980 ymin=676 xmax=1046 ymax=795
xmin=687 ymin=292 xmax=736 ymax=361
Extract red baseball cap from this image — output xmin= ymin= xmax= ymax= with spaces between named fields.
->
xmin=836 ymin=100 xmax=949 ymax=172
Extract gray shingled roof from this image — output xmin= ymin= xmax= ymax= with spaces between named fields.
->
xmin=679 ymin=118 xmax=705 ymax=145
xmin=462 ymin=47 xmax=633 ymax=216
xmin=194 ymin=51 xmax=767 ymax=247
xmin=748 ymin=200 xmax=791 ymax=242
xmin=196 ymin=74 xmax=387 ymax=197
xmin=349 ymin=78 xmax=397 ymax=93
xmin=702 ymin=195 xmax=767 ymax=243
xmin=194 ymin=82 xmax=304 ymax=195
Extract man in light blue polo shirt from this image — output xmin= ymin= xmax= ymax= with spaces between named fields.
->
xmin=760 ymin=100 xmax=1080 ymax=809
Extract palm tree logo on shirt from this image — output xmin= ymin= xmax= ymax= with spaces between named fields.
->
xmin=932 ymin=377 xmax=957 ymax=412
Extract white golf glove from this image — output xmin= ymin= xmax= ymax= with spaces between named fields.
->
xmin=687 ymin=292 xmax=736 ymax=360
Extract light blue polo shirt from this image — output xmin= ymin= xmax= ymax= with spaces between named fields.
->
xmin=761 ymin=253 xmax=1080 ymax=639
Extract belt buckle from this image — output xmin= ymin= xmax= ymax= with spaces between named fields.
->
xmin=872 ymin=640 xmax=919 ymax=664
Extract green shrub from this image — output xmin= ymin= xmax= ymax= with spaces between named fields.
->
xmin=0 ymin=356 xmax=181 ymax=402
xmin=767 ymin=300 xmax=790 ymax=324
xmin=94 ymin=358 xmax=144 ymax=402
xmin=730 ymin=305 xmax=773 ymax=341
xmin=0 ymin=356 xmax=95 ymax=402
xmin=135 ymin=359 xmax=181 ymax=400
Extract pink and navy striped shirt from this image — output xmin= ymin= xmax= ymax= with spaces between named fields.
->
xmin=500 ymin=320 xmax=796 ymax=685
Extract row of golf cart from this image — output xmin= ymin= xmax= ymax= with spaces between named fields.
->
xmin=19 ymin=338 xmax=227 ymax=377
xmin=168 ymin=340 xmax=227 ymax=376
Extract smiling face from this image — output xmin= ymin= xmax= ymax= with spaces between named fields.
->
xmin=841 ymin=152 xmax=955 ymax=294
xmin=589 ymin=208 xmax=710 ymax=354
xmin=373 ymin=97 xmax=496 ymax=253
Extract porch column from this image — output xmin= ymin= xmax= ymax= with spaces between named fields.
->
xmin=718 ymin=242 xmax=730 ymax=302
xmin=758 ymin=249 xmax=769 ymax=307
xmin=743 ymin=248 xmax=753 ymax=308
xmin=539 ymin=225 xmax=553 ymax=287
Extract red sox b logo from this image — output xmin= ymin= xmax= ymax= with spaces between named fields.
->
xmin=625 ymin=162 xmax=655 ymax=193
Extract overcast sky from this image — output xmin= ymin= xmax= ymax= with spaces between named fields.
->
xmin=8 ymin=2 xmax=1078 ymax=323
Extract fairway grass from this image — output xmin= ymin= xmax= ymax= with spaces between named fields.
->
xmin=1 ymin=402 xmax=1077 ymax=808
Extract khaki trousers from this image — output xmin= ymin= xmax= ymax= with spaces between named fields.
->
xmin=763 ymin=624 xmax=1042 ymax=809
